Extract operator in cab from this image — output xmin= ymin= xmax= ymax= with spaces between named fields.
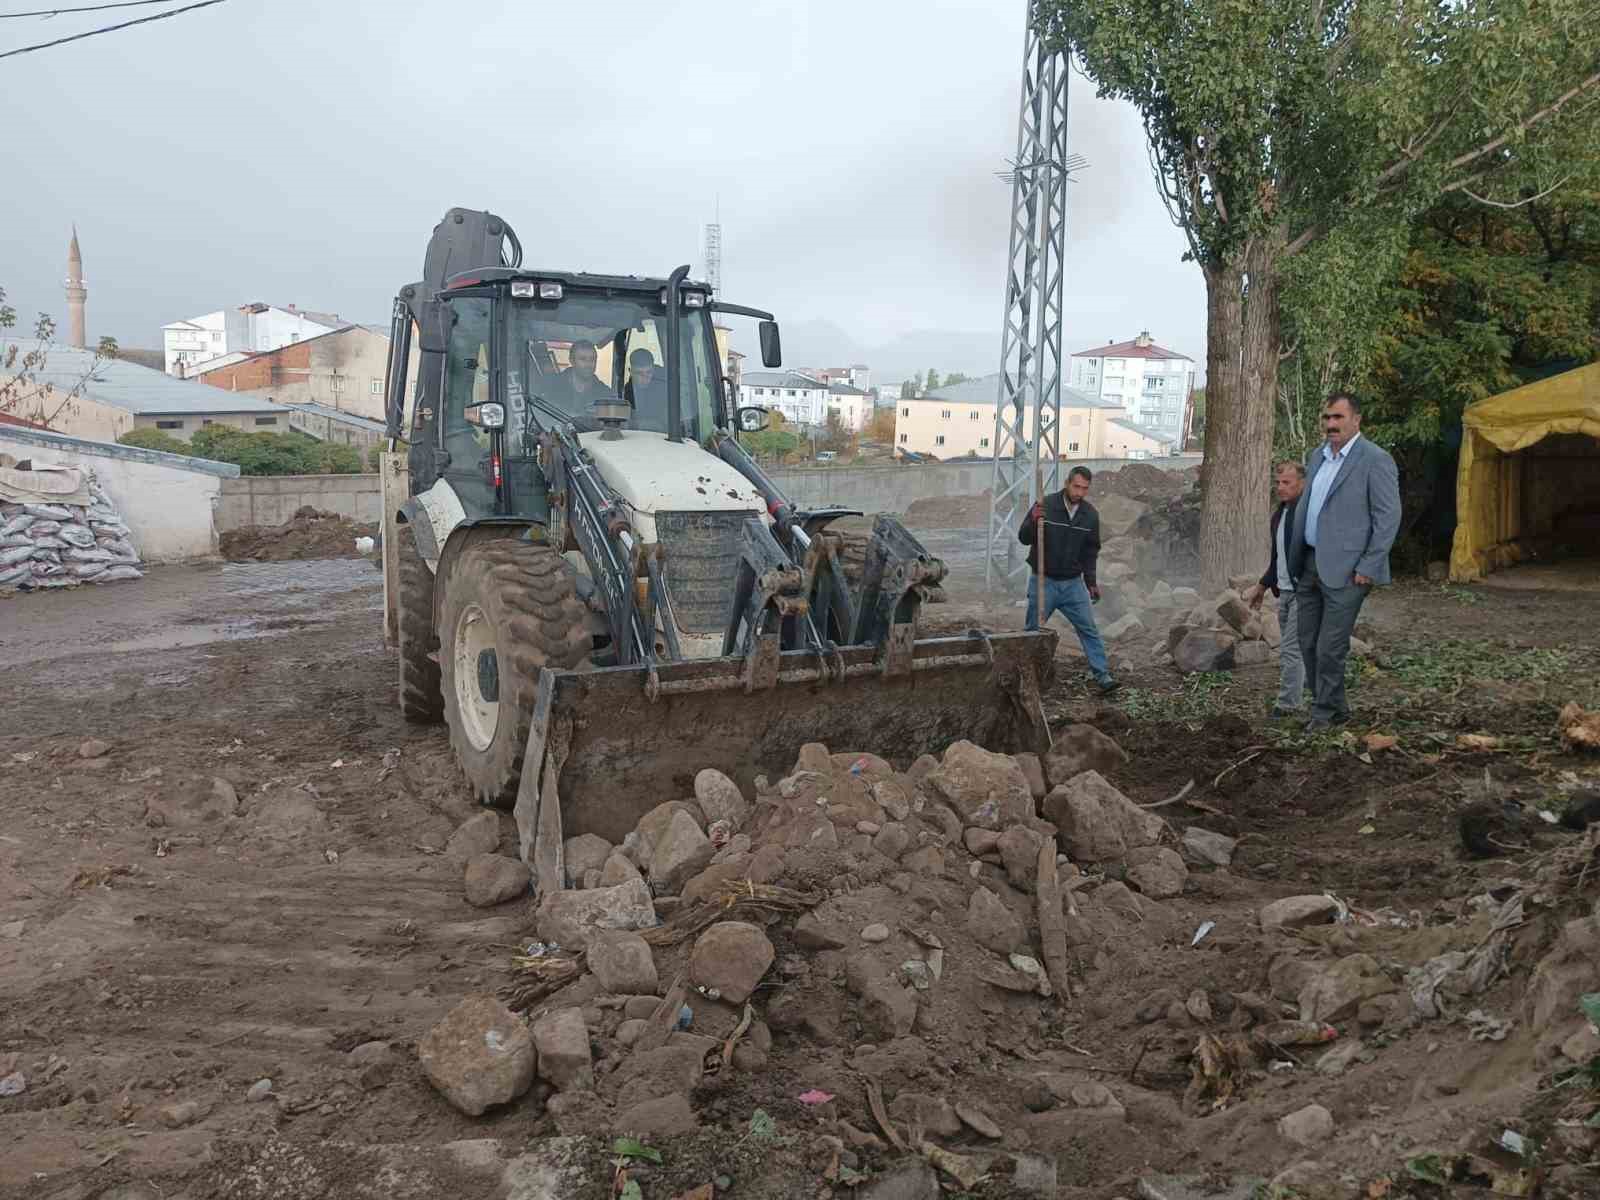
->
xmin=624 ymin=347 xmax=668 ymax=431
xmin=551 ymin=340 xmax=617 ymax=416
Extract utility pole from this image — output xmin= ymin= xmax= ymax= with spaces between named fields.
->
xmin=986 ymin=6 xmax=1083 ymax=594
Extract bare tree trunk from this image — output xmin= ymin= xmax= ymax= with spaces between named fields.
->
xmin=1197 ymin=234 xmax=1282 ymax=595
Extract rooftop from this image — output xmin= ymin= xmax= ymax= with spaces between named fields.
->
xmin=1072 ymin=333 xmax=1192 ymax=362
xmin=741 ymin=371 xmax=829 ymax=389
xmin=915 ymin=373 xmax=1121 ymax=409
xmin=0 ymin=339 xmax=286 ymax=416
xmin=282 ymin=401 xmax=387 ymax=434
xmin=1109 ymin=417 xmax=1178 ymax=445
xmin=827 ymin=382 xmax=868 ymax=396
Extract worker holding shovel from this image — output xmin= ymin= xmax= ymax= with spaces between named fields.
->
xmin=1018 ymin=464 xmax=1119 ymax=695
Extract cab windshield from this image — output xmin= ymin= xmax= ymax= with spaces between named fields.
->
xmin=507 ymin=294 xmax=721 ymax=442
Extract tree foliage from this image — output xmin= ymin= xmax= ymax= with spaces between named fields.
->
xmin=116 ymin=428 xmax=190 ymax=455
xmin=739 ymin=428 xmax=800 ymax=461
xmin=1038 ymin=0 xmax=1600 ymax=588
xmin=1 ymin=285 xmax=119 ymax=430
xmin=924 ymin=368 xmax=941 ymax=393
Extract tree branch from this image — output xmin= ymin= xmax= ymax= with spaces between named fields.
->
xmin=1458 ymin=174 xmax=1572 ymax=210
xmin=1441 ymin=67 xmax=1600 ymax=178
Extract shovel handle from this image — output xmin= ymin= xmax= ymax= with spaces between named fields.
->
xmin=1034 ymin=465 xmax=1046 ymax=622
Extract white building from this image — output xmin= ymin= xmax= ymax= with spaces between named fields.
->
xmin=893 ymin=373 xmax=1178 ymax=460
xmin=162 ymin=302 xmax=346 ymax=377
xmin=825 ymin=383 xmax=871 ymax=432
xmin=738 ymin=371 xmax=831 ymax=429
xmin=1069 ymin=331 xmax=1196 ymax=441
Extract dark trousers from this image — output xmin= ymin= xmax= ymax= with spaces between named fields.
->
xmin=1295 ymin=556 xmax=1369 ymax=721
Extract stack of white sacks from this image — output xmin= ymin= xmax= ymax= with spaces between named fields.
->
xmin=0 ymin=471 xmax=143 ymax=592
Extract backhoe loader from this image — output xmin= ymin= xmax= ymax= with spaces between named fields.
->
xmin=379 ymin=207 xmax=1056 ymax=892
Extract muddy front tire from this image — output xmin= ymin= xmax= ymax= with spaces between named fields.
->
xmin=397 ymin=524 xmax=443 ymax=724
xmin=438 ymin=539 xmax=590 ymax=808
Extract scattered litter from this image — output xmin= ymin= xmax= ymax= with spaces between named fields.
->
xmin=355 ymin=536 xmax=376 ymax=554
xmin=1498 ymin=1129 xmax=1527 ymax=1156
xmin=324 ymin=848 xmax=340 ymax=864
xmin=1465 ymin=1009 xmax=1513 ymax=1042
xmin=1456 ymin=733 xmax=1503 ymax=752
xmin=331 ymin=758 xmax=346 ymax=769
xmin=901 ymin=960 xmax=933 ymax=990
xmin=675 ymin=1005 xmax=694 ymax=1031
xmin=1191 ymin=920 xmax=1215 ymax=947
xmin=1537 ymin=809 xmax=1560 ymax=825
xmin=0 ymin=1072 xmax=25 ymax=1097
xmin=1358 ymin=823 xmax=1376 ymax=835
xmin=1365 ymin=733 xmax=1399 ymax=753
xmin=522 ymin=941 xmax=560 ymax=958
xmin=797 ymin=1089 xmax=834 ymax=1106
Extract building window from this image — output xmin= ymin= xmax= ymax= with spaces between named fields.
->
xmin=935 ymin=435 xmax=945 ymax=446
xmin=255 ymin=417 xmax=278 ymax=426
xmin=898 ymin=433 xmax=907 ymax=443
xmin=980 ymin=437 xmax=989 ymax=448
xmin=940 ymin=408 xmax=951 ymax=419
xmin=901 ymin=406 xmax=909 ymax=417
xmin=331 ymin=375 xmax=345 ymax=393
xmin=370 ymin=379 xmax=382 ymax=395
xmin=1068 ymin=441 xmax=1080 ymax=452
xmin=968 ymin=411 xmax=979 ymax=420
xmin=155 ymin=419 xmax=183 ymax=430
xmin=787 ymin=389 xmax=796 ymax=397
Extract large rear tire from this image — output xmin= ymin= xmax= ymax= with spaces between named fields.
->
xmin=438 ymin=538 xmax=590 ymax=808
xmin=397 ymin=524 xmax=443 ymax=724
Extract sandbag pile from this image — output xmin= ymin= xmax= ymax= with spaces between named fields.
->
xmin=0 ymin=472 xmax=143 ymax=593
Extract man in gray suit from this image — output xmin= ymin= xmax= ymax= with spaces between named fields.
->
xmin=1287 ymin=392 xmax=1401 ymax=731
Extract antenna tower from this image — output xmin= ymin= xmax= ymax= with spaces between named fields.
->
xmin=986 ymin=9 xmax=1081 ymax=593
xmin=703 ymin=222 xmax=723 ymax=295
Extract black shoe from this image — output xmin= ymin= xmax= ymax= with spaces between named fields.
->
xmin=1330 ymin=711 xmax=1351 ymax=725
xmin=1097 ymin=677 xmax=1122 ymax=695
xmin=1304 ymin=717 xmax=1333 ymax=733
xmin=1269 ymin=705 xmax=1303 ymax=720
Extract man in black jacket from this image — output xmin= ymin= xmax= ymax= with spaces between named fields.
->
xmin=1018 ymin=465 xmax=1119 ymax=694
xmin=1243 ymin=461 xmax=1306 ymax=718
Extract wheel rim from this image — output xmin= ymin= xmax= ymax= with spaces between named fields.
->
xmin=452 ymin=602 xmax=499 ymax=752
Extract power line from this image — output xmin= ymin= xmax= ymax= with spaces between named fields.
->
xmin=0 ymin=1 xmax=185 ymax=18
xmin=0 ymin=0 xmax=226 ymax=58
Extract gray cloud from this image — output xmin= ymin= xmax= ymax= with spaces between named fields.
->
xmin=3 ymin=0 xmax=1204 ymax=375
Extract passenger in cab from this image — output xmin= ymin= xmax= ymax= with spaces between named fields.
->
xmin=552 ymin=340 xmax=615 ymax=413
xmin=624 ymin=348 xmax=669 ymax=430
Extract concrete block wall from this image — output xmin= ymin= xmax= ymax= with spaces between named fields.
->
xmin=211 ymin=455 xmax=1199 ymax=532
xmin=216 ymin=474 xmax=382 ymax=530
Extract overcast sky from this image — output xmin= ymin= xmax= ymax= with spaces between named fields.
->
xmin=3 ymin=0 xmax=1205 ymax=379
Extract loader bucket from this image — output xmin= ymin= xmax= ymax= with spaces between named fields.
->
xmin=512 ymin=628 xmax=1058 ymax=889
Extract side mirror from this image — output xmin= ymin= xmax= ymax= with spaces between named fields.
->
xmin=758 ymin=320 xmax=782 ymax=369
xmin=736 ymin=406 xmax=770 ymax=433
xmin=464 ymin=402 xmax=506 ymax=429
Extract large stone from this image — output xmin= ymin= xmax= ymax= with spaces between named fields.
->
xmin=689 ymin=921 xmax=774 ymax=1004
xmin=861 ymin=978 xmax=918 ymax=1041
xmin=887 ymin=1092 xmax=962 ymax=1138
xmin=859 ymin=1161 xmax=940 ymax=1200
xmin=1174 ymin=630 xmax=1237 ymax=674
xmin=647 ymin=810 xmax=714 ymax=893
xmin=634 ymin=801 xmax=706 ymax=861
xmin=562 ymin=834 xmax=613 ymax=887
xmin=694 ymin=768 xmax=751 ymax=829
xmin=794 ymin=911 xmax=848 ymax=951
xmin=446 ymin=811 xmax=501 ymax=861
xmin=532 ymin=1007 xmax=593 ymax=1092
xmin=1126 ymin=846 xmax=1188 ymax=899
xmin=1096 ymin=493 xmax=1150 ymax=538
xmin=924 ymin=740 xmax=1035 ymax=831
xmin=1101 ymin=612 xmax=1147 ymax=642
xmin=535 ymin=878 xmax=657 ymax=948
xmin=1146 ymin=580 xmax=1177 ymax=609
xmin=612 ymin=1043 xmax=704 ymax=1100
xmin=598 ymin=852 xmax=643 ymax=887
xmin=1167 ymin=621 xmax=1197 ymax=657
xmin=1234 ymin=640 xmax=1273 ymax=667
xmin=144 ymin=777 xmax=238 ymax=828
xmin=1044 ymin=725 xmax=1130 ymax=787
xmin=418 ymin=995 xmax=536 ymax=1116
xmin=1043 ymin=771 xmax=1166 ymax=863
xmin=463 ymin=854 xmax=531 ymax=908
xmin=1216 ymin=590 xmax=1252 ymax=634
xmin=997 ymin=825 xmax=1047 ymax=893
xmin=1259 ymin=895 xmax=1341 ymax=933
xmin=615 ymin=1092 xmax=698 ymax=1136
xmin=1278 ymin=1103 xmax=1335 ymax=1147
xmin=1171 ymin=586 xmax=1201 ymax=607
xmin=1298 ymin=954 xmax=1396 ymax=1023
xmin=586 ymin=931 xmax=658 ymax=996
xmin=1181 ymin=827 xmax=1237 ymax=867
xmin=966 ymin=886 xmax=1026 ymax=955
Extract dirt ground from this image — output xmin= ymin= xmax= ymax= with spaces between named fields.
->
xmin=3 ymin=547 xmax=1600 ymax=1200
xmin=218 ymin=507 xmax=377 ymax=563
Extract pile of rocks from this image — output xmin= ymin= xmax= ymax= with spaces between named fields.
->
xmin=1159 ymin=578 xmax=1286 ymax=674
xmin=417 ymin=722 xmax=1225 ymax=1192
xmin=0 ymin=470 xmax=143 ymax=593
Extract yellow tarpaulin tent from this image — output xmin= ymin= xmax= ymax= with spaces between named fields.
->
xmin=1450 ymin=361 xmax=1600 ymax=582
